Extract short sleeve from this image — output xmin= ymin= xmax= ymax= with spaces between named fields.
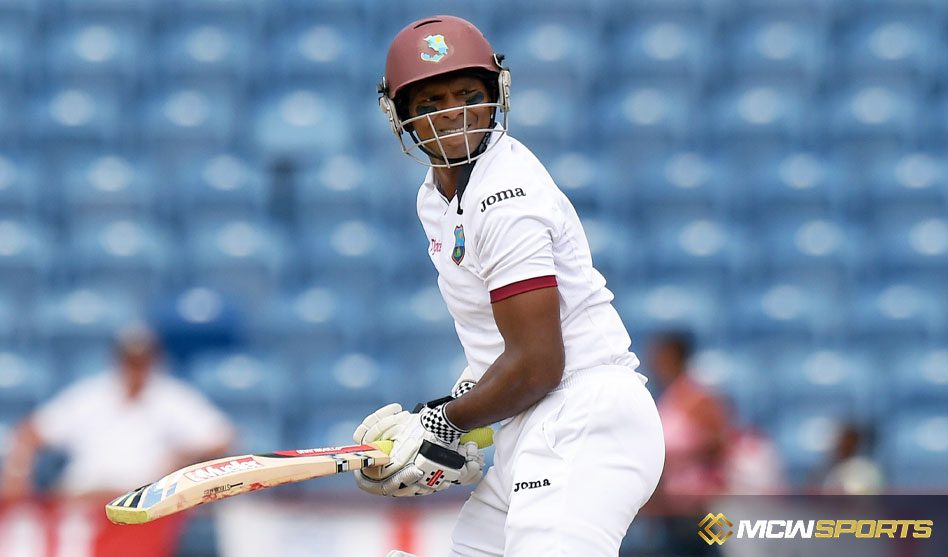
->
xmin=159 ymin=379 xmax=234 ymax=453
xmin=32 ymin=380 xmax=95 ymax=448
xmin=471 ymin=185 xmax=558 ymax=294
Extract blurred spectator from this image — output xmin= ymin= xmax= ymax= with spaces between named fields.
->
xmin=724 ymin=424 xmax=785 ymax=495
xmin=652 ymin=331 xmax=731 ymax=500
xmin=0 ymin=323 xmax=235 ymax=557
xmin=815 ymin=422 xmax=884 ymax=495
xmin=647 ymin=331 xmax=732 ymax=556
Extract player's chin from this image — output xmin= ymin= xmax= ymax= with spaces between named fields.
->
xmin=441 ymin=132 xmax=486 ymax=157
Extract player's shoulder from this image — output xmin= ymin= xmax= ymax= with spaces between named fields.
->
xmin=467 ymin=136 xmax=559 ymax=218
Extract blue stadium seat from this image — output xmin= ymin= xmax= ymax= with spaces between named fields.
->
xmin=773 ymin=346 xmax=878 ymax=420
xmin=745 ymin=151 xmax=849 ymax=213
xmin=840 ymin=14 xmax=940 ymax=85
xmin=189 ymin=350 xmax=287 ymax=453
xmin=298 ymin=218 xmax=401 ymax=289
xmin=759 ymin=217 xmax=868 ymax=286
xmin=601 ymin=79 xmax=697 ymax=148
xmin=31 ymin=85 xmax=124 ymax=143
xmin=380 ymin=285 xmax=455 ymax=343
xmin=874 ymin=210 xmax=948 ymax=277
xmin=149 ymin=286 xmax=245 ymax=368
xmin=734 ymin=282 xmax=844 ymax=342
xmin=617 ymin=281 xmax=724 ymax=341
xmin=613 ymin=14 xmax=711 ymax=86
xmin=297 ymin=154 xmax=374 ymax=219
xmin=645 ymin=216 xmax=748 ymax=284
xmin=32 ymin=287 xmax=139 ymax=368
xmin=176 ymin=153 xmax=266 ymax=222
xmin=163 ymin=0 xmax=262 ymax=22
xmin=0 ymin=351 xmax=52 ymax=419
xmin=711 ymin=80 xmax=810 ymax=145
xmin=0 ymin=159 xmax=34 ymax=209
xmin=304 ymin=352 xmax=396 ymax=405
xmin=190 ymin=351 xmax=286 ymax=415
xmin=157 ymin=21 xmax=255 ymax=84
xmin=497 ymin=19 xmax=600 ymax=85
xmin=0 ymin=19 xmax=29 ymax=84
xmin=577 ymin=216 xmax=641 ymax=284
xmin=508 ymin=85 xmax=582 ymax=147
xmin=0 ymin=87 xmax=23 ymax=143
xmin=635 ymin=150 xmax=735 ymax=214
xmin=269 ymin=21 xmax=355 ymax=83
xmin=890 ymin=345 xmax=948 ymax=408
xmin=294 ymin=400 xmax=396 ymax=455
xmin=546 ymin=152 xmax=601 ymax=214
xmin=864 ymin=151 xmax=947 ymax=208
xmin=143 ymin=85 xmax=237 ymax=147
xmin=690 ymin=348 xmax=763 ymax=425
xmin=186 ymin=219 xmax=287 ymax=305
xmin=728 ymin=15 xmax=826 ymax=85
xmin=411 ymin=344 xmax=468 ymax=404
xmin=60 ymin=0 xmax=152 ymax=16
xmin=45 ymin=18 xmax=143 ymax=87
xmin=882 ymin=411 xmax=948 ymax=488
xmin=828 ymin=81 xmax=919 ymax=145
xmin=846 ymin=282 xmax=945 ymax=344
xmin=249 ymin=284 xmax=359 ymax=371
xmin=773 ymin=408 xmax=851 ymax=486
xmin=67 ymin=219 xmax=171 ymax=303
xmin=254 ymin=87 xmax=352 ymax=161
xmin=0 ymin=219 xmax=52 ymax=302
xmin=61 ymin=154 xmax=157 ymax=225
xmin=0 ymin=294 xmax=17 ymax=345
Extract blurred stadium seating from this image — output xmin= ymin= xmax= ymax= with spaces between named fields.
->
xmin=0 ymin=5 xmax=946 ymax=554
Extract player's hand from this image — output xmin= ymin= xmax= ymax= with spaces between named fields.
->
xmin=454 ymin=440 xmax=485 ymax=485
xmin=353 ymin=403 xmax=411 ymax=446
xmin=354 ymin=403 xmax=468 ymax=497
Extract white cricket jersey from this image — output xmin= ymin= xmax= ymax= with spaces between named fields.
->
xmin=416 ymin=129 xmax=640 ymax=381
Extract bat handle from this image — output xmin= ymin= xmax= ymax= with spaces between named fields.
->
xmin=371 ymin=427 xmax=494 ymax=455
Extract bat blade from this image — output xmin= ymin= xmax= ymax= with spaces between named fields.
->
xmin=105 ymin=443 xmax=389 ymax=525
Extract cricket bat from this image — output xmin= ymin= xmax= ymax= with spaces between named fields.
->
xmin=105 ymin=427 xmax=493 ymax=525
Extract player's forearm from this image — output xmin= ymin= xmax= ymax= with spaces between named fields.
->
xmin=443 ymin=348 xmax=564 ymax=431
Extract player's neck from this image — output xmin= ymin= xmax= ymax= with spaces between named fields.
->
xmin=434 ymin=167 xmax=460 ymax=200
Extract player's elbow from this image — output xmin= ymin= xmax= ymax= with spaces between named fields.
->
xmin=523 ymin=344 xmax=565 ymax=395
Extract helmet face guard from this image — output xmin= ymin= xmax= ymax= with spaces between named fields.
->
xmin=379 ymin=15 xmax=511 ymax=168
xmin=379 ymin=64 xmax=511 ymax=168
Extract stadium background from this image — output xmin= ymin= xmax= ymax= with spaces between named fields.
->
xmin=0 ymin=0 xmax=946 ymax=555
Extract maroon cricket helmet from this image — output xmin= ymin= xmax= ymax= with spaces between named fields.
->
xmin=382 ymin=15 xmax=503 ymax=102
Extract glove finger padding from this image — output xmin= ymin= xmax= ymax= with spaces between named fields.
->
xmin=454 ymin=441 xmax=486 ymax=486
xmin=353 ymin=403 xmax=406 ymax=444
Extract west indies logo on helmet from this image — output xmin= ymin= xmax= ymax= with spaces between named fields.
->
xmin=378 ymin=15 xmax=511 ymax=168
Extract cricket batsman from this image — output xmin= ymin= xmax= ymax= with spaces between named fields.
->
xmin=353 ymin=15 xmax=665 ymax=556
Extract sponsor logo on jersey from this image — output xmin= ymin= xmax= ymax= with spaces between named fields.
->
xmin=429 ymin=238 xmax=443 ymax=254
xmin=421 ymin=34 xmax=449 ymax=63
xmin=452 ymin=225 xmax=465 ymax=265
xmin=513 ymin=478 xmax=551 ymax=493
xmin=479 ymin=188 xmax=526 ymax=212
xmin=184 ymin=457 xmax=262 ymax=482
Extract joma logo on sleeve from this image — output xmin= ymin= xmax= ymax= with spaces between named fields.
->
xmin=479 ymin=188 xmax=526 ymax=212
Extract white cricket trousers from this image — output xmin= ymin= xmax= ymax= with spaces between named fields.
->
xmin=449 ymin=365 xmax=665 ymax=556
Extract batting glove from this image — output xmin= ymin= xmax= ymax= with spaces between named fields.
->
xmin=354 ymin=403 xmax=468 ymax=497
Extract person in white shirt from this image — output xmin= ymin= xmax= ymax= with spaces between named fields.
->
xmin=0 ymin=324 xmax=234 ymax=502
xmin=353 ymin=15 xmax=665 ymax=557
